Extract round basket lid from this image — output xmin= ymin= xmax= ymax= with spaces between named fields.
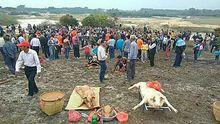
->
xmin=214 ymin=101 xmax=220 ymax=110
xmin=40 ymin=91 xmax=65 ymax=102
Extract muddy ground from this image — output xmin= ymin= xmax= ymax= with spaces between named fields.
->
xmin=0 ymin=43 xmax=220 ymax=124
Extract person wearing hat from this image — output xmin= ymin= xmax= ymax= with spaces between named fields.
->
xmin=15 ymin=41 xmax=41 ymax=97
xmin=97 ymin=39 xmax=107 ymax=83
xmin=127 ymin=35 xmax=138 ymax=81
xmin=2 ymin=34 xmax=17 ymax=75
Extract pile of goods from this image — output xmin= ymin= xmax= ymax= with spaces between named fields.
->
xmin=100 ymin=105 xmax=115 ymax=117
xmin=97 ymin=105 xmax=117 ymax=121
xmin=75 ymin=85 xmax=96 ymax=108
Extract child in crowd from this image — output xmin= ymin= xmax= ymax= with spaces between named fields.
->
xmin=141 ymin=41 xmax=149 ymax=63
xmin=87 ymin=54 xmax=99 ymax=67
xmin=84 ymin=44 xmax=91 ymax=60
xmin=114 ymin=55 xmax=127 ymax=73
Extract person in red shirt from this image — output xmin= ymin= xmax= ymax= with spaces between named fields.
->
xmin=84 ymin=44 xmax=91 ymax=60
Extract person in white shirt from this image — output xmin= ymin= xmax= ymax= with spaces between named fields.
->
xmin=16 ymin=41 xmax=41 ymax=97
xmin=30 ymin=34 xmax=41 ymax=55
xmin=97 ymin=39 xmax=107 ymax=83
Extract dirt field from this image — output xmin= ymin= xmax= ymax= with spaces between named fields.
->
xmin=0 ymin=42 xmax=220 ymax=124
xmin=120 ymin=17 xmax=220 ymax=32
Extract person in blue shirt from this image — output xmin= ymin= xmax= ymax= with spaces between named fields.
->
xmin=2 ymin=34 xmax=17 ymax=75
xmin=116 ymin=35 xmax=124 ymax=56
xmin=173 ymin=34 xmax=186 ymax=67
xmin=127 ymin=35 xmax=138 ymax=81
xmin=91 ymin=44 xmax=98 ymax=56
xmin=108 ymin=35 xmax=116 ymax=61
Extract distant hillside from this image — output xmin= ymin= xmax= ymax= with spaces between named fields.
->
xmin=1 ymin=6 xmax=220 ymax=18
xmin=0 ymin=12 xmax=17 ymax=26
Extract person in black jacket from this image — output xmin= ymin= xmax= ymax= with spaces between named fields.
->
xmin=173 ymin=35 xmax=186 ymax=67
xmin=39 ymin=34 xmax=50 ymax=59
xmin=148 ymin=38 xmax=157 ymax=67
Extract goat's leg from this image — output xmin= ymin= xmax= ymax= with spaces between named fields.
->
xmin=132 ymin=99 xmax=146 ymax=110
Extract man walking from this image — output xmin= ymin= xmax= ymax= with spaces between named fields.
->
xmin=16 ymin=41 xmax=41 ymax=97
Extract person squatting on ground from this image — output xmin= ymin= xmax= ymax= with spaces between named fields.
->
xmin=114 ymin=55 xmax=127 ymax=73
xmin=97 ymin=39 xmax=107 ymax=83
xmin=2 ymin=34 xmax=17 ymax=75
xmin=15 ymin=41 xmax=41 ymax=97
xmin=87 ymin=54 xmax=99 ymax=67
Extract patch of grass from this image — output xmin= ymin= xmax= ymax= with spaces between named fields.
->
xmin=171 ymin=26 xmax=214 ymax=33
xmin=185 ymin=16 xmax=220 ymax=25
xmin=0 ymin=12 xmax=18 ymax=26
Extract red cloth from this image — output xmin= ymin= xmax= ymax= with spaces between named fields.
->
xmin=147 ymin=81 xmax=162 ymax=92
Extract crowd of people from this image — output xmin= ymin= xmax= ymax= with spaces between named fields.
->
xmin=0 ymin=24 xmax=220 ymax=96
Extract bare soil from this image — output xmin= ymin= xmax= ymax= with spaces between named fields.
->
xmin=0 ymin=44 xmax=220 ymax=124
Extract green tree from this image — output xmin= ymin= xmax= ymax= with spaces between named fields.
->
xmin=59 ymin=14 xmax=79 ymax=26
xmin=82 ymin=14 xmax=115 ymax=27
xmin=0 ymin=12 xmax=17 ymax=26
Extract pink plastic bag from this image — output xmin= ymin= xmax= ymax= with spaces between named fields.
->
xmin=68 ymin=110 xmax=81 ymax=122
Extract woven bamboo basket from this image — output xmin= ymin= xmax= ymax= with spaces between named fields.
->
xmin=213 ymin=101 xmax=220 ymax=121
xmin=39 ymin=91 xmax=65 ymax=115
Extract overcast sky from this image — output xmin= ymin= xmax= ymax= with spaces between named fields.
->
xmin=1 ymin=0 xmax=220 ymax=10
